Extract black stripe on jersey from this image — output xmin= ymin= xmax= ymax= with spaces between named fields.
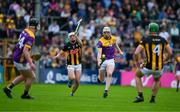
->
xmin=156 ymin=49 xmax=159 ymax=70
xmin=78 ymin=48 xmax=81 ymax=63
xmin=161 ymin=43 xmax=165 ymax=69
xmin=69 ymin=51 xmax=72 ymax=65
xmin=74 ymin=53 xmax=77 ymax=65
xmin=149 ymin=43 xmax=152 ymax=70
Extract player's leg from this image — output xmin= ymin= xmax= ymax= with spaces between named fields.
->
xmin=133 ymin=68 xmax=145 ymax=103
xmin=3 ymin=75 xmax=25 ymax=98
xmin=98 ymin=69 xmax=105 ymax=83
xmin=70 ymin=64 xmax=81 ymax=96
xmin=3 ymin=62 xmax=27 ymax=98
xmin=21 ymin=70 xmax=36 ymax=99
xmin=67 ymin=65 xmax=75 ymax=88
xmin=150 ymin=76 xmax=160 ymax=103
xmin=103 ymin=60 xmax=115 ymax=98
xmin=98 ymin=60 xmax=106 ymax=83
xmin=71 ymin=70 xmax=81 ymax=96
xmin=176 ymin=74 xmax=180 ymax=92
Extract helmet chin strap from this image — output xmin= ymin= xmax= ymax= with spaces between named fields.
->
xmin=104 ymin=35 xmax=111 ymax=39
xmin=70 ymin=40 xmax=76 ymax=44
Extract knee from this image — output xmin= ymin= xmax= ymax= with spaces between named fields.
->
xmin=177 ymin=76 xmax=180 ymax=80
xmin=154 ymin=77 xmax=160 ymax=82
xmin=31 ymin=75 xmax=36 ymax=80
xmin=69 ymin=76 xmax=75 ymax=80
xmin=135 ymin=69 xmax=143 ymax=78
xmin=106 ymin=72 xmax=113 ymax=77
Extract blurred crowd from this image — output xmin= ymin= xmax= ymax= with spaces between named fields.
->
xmin=0 ymin=0 xmax=180 ymax=71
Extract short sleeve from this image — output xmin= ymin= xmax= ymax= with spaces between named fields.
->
xmin=164 ymin=38 xmax=168 ymax=46
xmin=97 ymin=41 xmax=103 ymax=48
xmin=140 ymin=38 xmax=145 ymax=45
xmin=24 ymin=36 xmax=34 ymax=49
xmin=112 ymin=36 xmax=116 ymax=44
xmin=139 ymin=37 xmax=146 ymax=48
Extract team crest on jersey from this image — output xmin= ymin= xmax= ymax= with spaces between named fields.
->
xmin=70 ymin=48 xmax=79 ymax=54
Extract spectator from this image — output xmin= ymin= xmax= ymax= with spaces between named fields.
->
xmin=48 ymin=20 xmax=60 ymax=37
xmin=170 ymin=23 xmax=179 ymax=48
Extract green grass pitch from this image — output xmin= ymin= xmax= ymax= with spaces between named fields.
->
xmin=0 ymin=84 xmax=180 ymax=112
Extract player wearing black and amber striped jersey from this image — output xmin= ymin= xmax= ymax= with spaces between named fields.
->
xmin=133 ymin=22 xmax=172 ymax=103
xmin=54 ymin=32 xmax=82 ymax=96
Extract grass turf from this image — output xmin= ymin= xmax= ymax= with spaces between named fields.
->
xmin=0 ymin=84 xmax=180 ymax=112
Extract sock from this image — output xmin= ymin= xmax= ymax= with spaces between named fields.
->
xmin=7 ymin=83 xmax=15 ymax=90
xmin=69 ymin=80 xmax=73 ymax=84
xmin=177 ymin=80 xmax=179 ymax=92
xmin=151 ymin=95 xmax=155 ymax=100
xmin=138 ymin=92 xmax=143 ymax=98
xmin=23 ymin=90 xmax=29 ymax=96
xmin=104 ymin=90 xmax=108 ymax=93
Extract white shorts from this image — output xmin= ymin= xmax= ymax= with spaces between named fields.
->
xmin=14 ymin=61 xmax=30 ymax=70
xmin=140 ymin=67 xmax=163 ymax=78
xmin=176 ymin=71 xmax=180 ymax=76
xmin=67 ymin=64 xmax=82 ymax=71
xmin=100 ymin=59 xmax=115 ymax=70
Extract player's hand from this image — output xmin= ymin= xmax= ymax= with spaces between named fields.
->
xmin=97 ymin=60 xmax=102 ymax=69
xmin=52 ymin=55 xmax=58 ymax=60
xmin=119 ymin=51 xmax=124 ymax=55
xmin=31 ymin=54 xmax=41 ymax=61
xmin=30 ymin=63 xmax=36 ymax=71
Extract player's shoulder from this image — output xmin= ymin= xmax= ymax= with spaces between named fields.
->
xmin=140 ymin=37 xmax=147 ymax=43
xmin=111 ymin=35 xmax=116 ymax=39
xmin=159 ymin=36 xmax=167 ymax=43
xmin=111 ymin=35 xmax=116 ymax=41
xmin=65 ymin=42 xmax=71 ymax=46
xmin=24 ymin=28 xmax=35 ymax=39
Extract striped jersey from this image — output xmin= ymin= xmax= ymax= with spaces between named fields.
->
xmin=13 ymin=28 xmax=35 ymax=63
xmin=139 ymin=35 xmax=168 ymax=70
xmin=63 ymin=41 xmax=82 ymax=65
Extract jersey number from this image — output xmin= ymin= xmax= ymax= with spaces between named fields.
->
xmin=18 ymin=37 xmax=25 ymax=49
xmin=153 ymin=44 xmax=160 ymax=56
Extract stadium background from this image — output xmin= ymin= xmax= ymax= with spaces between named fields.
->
xmin=0 ymin=0 xmax=180 ymax=111
xmin=0 ymin=0 xmax=179 ymax=85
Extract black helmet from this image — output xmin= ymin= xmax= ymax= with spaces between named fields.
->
xmin=29 ymin=18 xmax=40 ymax=30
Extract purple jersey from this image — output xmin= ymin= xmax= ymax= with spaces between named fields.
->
xmin=176 ymin=56 xmax=180 ymax=70
xmin=97 ymin=35 xmax=116 ymax=60
xmin=13 ymin=28 xmax=35 ymax=63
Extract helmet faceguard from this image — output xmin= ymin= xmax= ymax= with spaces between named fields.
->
xmin=29 ymin=18 xmax=40 ymax=30
xmin=68 ymin=32 xmax=76 ymax=44
xmin=103 ymin=27 xmax=111 ymax=39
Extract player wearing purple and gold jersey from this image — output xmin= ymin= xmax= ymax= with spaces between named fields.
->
xmin=174 ymin=55 xmax=180 ymax=92
xmin=97 ymin=26 xmax=123 ymax=98
xmin=3 ymin=18 xmax=40 ymax=99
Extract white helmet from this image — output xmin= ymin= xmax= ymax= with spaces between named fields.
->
xmin=103 ymin=27 xmax=111 ymax=33
xmin=68 ymin=32 xmax=75 ymax=38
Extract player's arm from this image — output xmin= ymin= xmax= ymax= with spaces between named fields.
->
xmin=23 ymin=46 xmax=33 ymax=65
xmin=164 ymin=44 xmax=173 ymax=62
xmin=23 ymin=45 xmax=36 ymax=71
xmin=97 ymin=48 xmax=102 ymax=67
xmin=134 ymin=45 xmax=144 ymax=68
xmin=115 ymin=42 xmax=123 ymax=55
xmin=173 ymin=59 xmax=177 ymax=75
xmin=76 ymin=35 xmax=82 ymax=46
xmin=53 ymin=49 xmax=64 ymax=59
